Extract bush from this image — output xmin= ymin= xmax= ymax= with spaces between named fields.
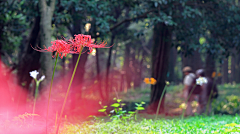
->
xmin=213 ymin=95 xmax=240 ymax=115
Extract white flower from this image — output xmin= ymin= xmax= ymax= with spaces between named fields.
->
xmin=29 ymin=70 xmax=39 ymax=79
xmin=110 ymin=110 xmax=114 ymax=113
xmin=196 ymin=77 xmax=208 ymax=86
xmin=39 ymin=75 xmax=45 ymax=81
xmin=29 ymin=70 xmax=45 ymax=82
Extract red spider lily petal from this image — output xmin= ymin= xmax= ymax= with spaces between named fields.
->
xmin=71 ymin=34 xmax=92 ymax=53
xmin=32 ymin=34 xmax=109 ymax=57
xmin=50 ymin=40 xmax=72 ymax=58
xmin=32 ymin=39 xmax=75 ymax=59
xmin=87 ymin=41 xmax=108 ymax=48
xmin=71 ymin=34 xmax=109 ymax=54
xmin=86 ymin=41 xmax=108 ymax=54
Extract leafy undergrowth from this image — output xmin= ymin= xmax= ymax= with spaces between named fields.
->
xmin=57 ymin=114 xmax=240 ymax=134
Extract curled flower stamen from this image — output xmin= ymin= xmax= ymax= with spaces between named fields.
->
xmin=32 ymin=39 xmax=75 ymax=59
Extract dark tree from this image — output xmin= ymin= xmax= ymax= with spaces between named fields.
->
xmin=149 ymin=23 xmax=172 ymax=113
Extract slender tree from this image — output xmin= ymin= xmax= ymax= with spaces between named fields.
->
xmin=39 ymin=0 xmax=56 ymax=83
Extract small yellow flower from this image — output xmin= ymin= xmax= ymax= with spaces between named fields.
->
xmin=150 ymin=78 xmax=157 ymax=85
xmin=212 ymin=72 xmax=216 ymax=78
xmin=143 ymin=78 xmax=150 ymax=84
xmin=144 ymin=78 xmax=157 ymax=85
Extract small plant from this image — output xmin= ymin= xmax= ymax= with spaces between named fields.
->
xmin=134 ymin=101 xmax=145 ymax=120
xmin=98 ymin=98 xmax=145 ymax=121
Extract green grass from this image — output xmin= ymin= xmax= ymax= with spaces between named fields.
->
xmin=57 ymin=84 xmax=240 ymax=133
xmin=58 ymin=114 xmax=240 ymax=134
xmin=120 ymin=84 xmax=240 ymax=102
xmin=217 ymin=83 xmax=240 ymax=98
xmin=119 ymin=84 xmax=240 ymax=115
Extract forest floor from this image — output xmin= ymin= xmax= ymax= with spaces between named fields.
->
xmin=1 ymin=83 xmax=240 ymax=133
xmin=119 ymin=83 xmax=240 ymax=116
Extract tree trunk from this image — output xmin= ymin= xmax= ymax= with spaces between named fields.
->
xmin=168 ymin=47 xmax=177 ymax=82
xmin=222 ymin=58 xmax=229 ymax=84
xmin=130 ymin=50 xmax=136 ymax=88
xmin=231 ymin=55 xmax=236 ymax=83
xmin=17 ymin=16 xmax=41 ymax=91
xmin=236 ymin=54 xmax=240 ymax=83
xmin=123 ymin=43 xmax=131 ymax=89
xmin=149 ymin=23 xmax=172 ymax=113
xmin=96 ymin=48 xmax=104 ymax=100
xmin=105 ymin=34 xmax=115 ymax=100
xmin=39 ymin=0 xmax=56 ymax=85
xmin=68 ymin=8 xmax=88 ymax=101
xmin=205 ymin=53 xmax=215 ymax=78
xmin=71 ymin=52 xmax=88 ymax=95
xmin=134 ymin=50 xmax=144 ymax=88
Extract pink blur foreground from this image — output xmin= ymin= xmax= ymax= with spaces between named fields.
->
xmin=0 ymin=61 xmax=103 ymax=134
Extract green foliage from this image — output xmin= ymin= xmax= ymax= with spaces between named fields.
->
xmin=213 ymin=95 xmax=240 ymax=115
xmin=111 ymin=103 xmax=120 ymax=108
xmin=97 ymin=98 xmax=145 ymax=121
xmin=0 ymin=1 xmax=28 ymax=63
xmin=171 ymin=0 xmax=240 ymax=59
xmin=211 ymin=84 xmax=240 ymax=115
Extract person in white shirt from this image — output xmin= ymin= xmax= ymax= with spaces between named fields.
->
xmin=182 ymin=66 xmax=196 ymax=116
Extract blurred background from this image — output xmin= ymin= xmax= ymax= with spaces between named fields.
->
xmin=1 ymin=0 xmax=240 ymax=117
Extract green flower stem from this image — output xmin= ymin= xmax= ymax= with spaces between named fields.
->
xmin=56 ymin=47 xmax=83 ymax=134
xmin=155 ymin=86 xmax=167 ymax=120
xmin=32 ymin=81 xmax=39 ymax=124
xmin=181 ymin=84 xmax=197 ymax=120
xmin=46 ymin=53 xmax=59 ymax=133
xmin=135 ymin=110 xmax=138 ymax=120
xmin=205 ymin=78 xmax=216 ymax=115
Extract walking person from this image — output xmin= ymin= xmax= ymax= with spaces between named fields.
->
xmin=195 ymin=69 xmax=218 ymax=115
xmin=182 ymin=66 xmax=197 ymax=116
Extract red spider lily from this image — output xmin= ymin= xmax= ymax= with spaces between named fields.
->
xmin=32 ymin=34 xmax=109 ymax=58
xmin=70 ymin=34 xmax=108 ymax=54
xmin=32 ymin=39 xmax=75 ymax=59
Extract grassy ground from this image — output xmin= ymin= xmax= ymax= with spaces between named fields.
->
xmin=59 ymin=114 xmax=240 ymax=133
xmin=56 ymin=84 xmax=240 ymax=133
